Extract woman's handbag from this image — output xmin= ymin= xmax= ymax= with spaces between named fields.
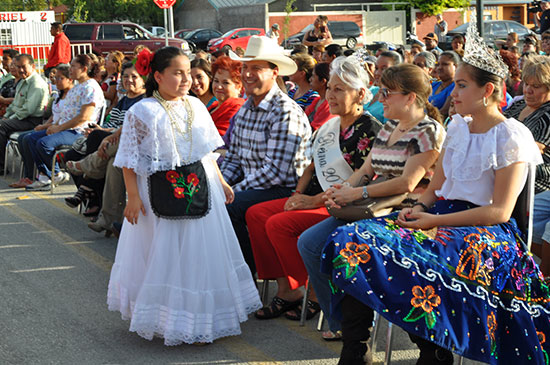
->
xmin=148 ymin=160 xmax=210 ymax=219
xmin=327 ymin=177 xmax=408 ymax=222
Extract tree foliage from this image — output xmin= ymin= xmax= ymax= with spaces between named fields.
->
xmin=403 ymin=0 xmax=468 ymax=16
xmin=282 ymin=0 xmax=297 ymax=41
xmin=0 ymin=0 xmax=63 ymax=11
xmin=65 ymin=0 xmax=167 ymax=25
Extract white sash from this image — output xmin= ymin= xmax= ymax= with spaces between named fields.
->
xmin=313 ymin=117 xmax=354 ymax=191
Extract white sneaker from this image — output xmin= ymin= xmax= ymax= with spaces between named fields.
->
xmin=25 ymin=179 xmax=51 ymax=191
xmin=53 ymin=171 xmax=70 ymax=184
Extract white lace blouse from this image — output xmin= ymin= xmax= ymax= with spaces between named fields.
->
xmin=435 ymin=115 xmax=542 ymax=206
xmin=114 ymin=96 xmax=224 ymax=176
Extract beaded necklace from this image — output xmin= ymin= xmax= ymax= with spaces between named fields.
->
xmin=153 ymin=90 xmax=195 ymax=164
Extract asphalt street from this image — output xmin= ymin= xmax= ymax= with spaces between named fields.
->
xmin=0 ymin=171 xmax=483 ymax=365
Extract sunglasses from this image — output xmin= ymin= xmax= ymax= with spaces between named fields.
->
xmin=379 ymin=87 xmax=404 ymax=100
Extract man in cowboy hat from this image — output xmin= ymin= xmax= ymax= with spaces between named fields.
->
xmin=221 ymin=36 xmax=312 ymax=275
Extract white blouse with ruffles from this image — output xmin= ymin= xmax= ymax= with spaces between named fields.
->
xmin=114 ymin=95 xmax=223 ymax=177
xmin=435 ymin=115 xmax=542 ymax=206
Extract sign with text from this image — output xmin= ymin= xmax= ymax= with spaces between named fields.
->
xmin=0 ymin=11 xmax=55 ymax=23
xmin=153 ymin=0 xmax=176 ymax=9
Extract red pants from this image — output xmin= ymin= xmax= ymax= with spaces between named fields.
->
xmin=245 ymin=197 xmax=330 ymax=290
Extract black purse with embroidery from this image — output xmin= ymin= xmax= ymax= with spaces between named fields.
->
xmin=148 ymin=160 xmax=210 ymax=219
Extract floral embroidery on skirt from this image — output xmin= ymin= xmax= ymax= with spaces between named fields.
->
xmin=321 ymin=200 xmax=550 ymax=364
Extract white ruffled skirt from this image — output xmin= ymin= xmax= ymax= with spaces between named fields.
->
xmin=107 ymin=155 xmax=261 ymax=345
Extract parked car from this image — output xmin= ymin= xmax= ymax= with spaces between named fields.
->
xmin=175 ymin=29 xmax=194 ymax=39
xmin=208 ymin=27 xmax=265 ymax=53
xmin=283 ymin=21 xmax=362 ymax=49
xmin=144 ymin=25 xmax=166 ymax=37
xmin=183 ymin=28 xmax=223 ymax=52
xmin=439 ymin=20 xmax=534 ymax=50
xmin=64 ymin=22 xmax=190 ymax=57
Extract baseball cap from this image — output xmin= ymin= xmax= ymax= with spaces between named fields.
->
xmin=423 ymin=32 xmax=438 ymax=42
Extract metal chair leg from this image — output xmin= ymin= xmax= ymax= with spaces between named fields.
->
xmin=384 ymin=322 xmax=394 ymax=365
xmin=457 ymin=356 xmax=464 ymax=365
xmin=371 ymin=311 xmax=380 ymax=353
xmin=299 ymin=280 xmax=309 ymax=327
xmin=317 ymin=311 xmax=325 ymax=331
xmin=260 ymin=280 xmax=270 ymax=305
xmin=4 ymin=140 xmax=12 ymax=177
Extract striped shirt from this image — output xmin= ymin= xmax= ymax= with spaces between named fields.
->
xmin=288 ymin=87 xmax=320 ymax=111
xmin=221 ymin=84 xmax=312 ymax=192
xmin=505 ymin=99 xmax=550 ymax=193
xmin=370 ymin=117 xmax=445 ymax=180
xmin=103 ymin=94 xmax=144 ymax=129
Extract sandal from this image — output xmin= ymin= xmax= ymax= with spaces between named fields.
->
xmin=66 ymin=161 xmax=84 ymax=176
xmin=284 ymin=300 xmax=321 ymax=321
xmin=322 ymin=330 xmax=343 ymax=341
xmin=254 ymin=296 xmax=302 ymax=320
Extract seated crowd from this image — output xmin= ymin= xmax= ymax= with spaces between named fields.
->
xmin=2 ymin=16 xmax=550 ymax=364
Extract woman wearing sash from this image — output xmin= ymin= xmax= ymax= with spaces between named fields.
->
xmin=107 ymin=47 xmax=261 ymax=345
xmin=246 ymin=56 xmax=381 ymax=321
xmin=297 ymin=63 xmax=446 ymax=341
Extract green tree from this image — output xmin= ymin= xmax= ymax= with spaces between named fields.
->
xmin=0 ymin=0 xmax=63 ymax=11
xmin=282 ymin=0 xmax=296 ymax=46
xmin=403 ymin=0 xmax=468 ymax=16
xmin=65 ymin=0 xmax=165 ymax=25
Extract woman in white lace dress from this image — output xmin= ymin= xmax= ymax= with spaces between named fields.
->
xmin=107 ymin=47 xmax=261 ymax=345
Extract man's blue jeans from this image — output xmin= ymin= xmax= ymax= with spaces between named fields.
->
xmin=298 ymin=216 xmax=346 ymax=333
xmin=27 ymin=129 xmax=80 ymax=178
xmin=226 ymin=187 xmax=293 ymax=275
xmin=18 ymin=130 xmax=37 ymax=179
xmin=534 ymin=191 xmax=550 ymax=244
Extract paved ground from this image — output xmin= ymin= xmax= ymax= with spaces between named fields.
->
xmin=0 ymin=169 xmax=483 ymax=365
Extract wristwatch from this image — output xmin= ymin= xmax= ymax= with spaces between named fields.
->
xmin=362 ymin=186 xmax=369 ymax=199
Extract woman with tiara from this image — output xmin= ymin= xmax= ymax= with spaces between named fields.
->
xmin=107 ymin=47 xmax=261 ymax=345
xmin=321 ymin=19 xmax=550 ymax=364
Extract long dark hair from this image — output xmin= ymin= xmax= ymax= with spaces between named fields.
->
xmin=73 ymin=54 xmax=100 ymax=78
xmin=145 ymin=47 xmax=188 ymax=97
xmin=54 ymin=63 xmax=71 ymax=103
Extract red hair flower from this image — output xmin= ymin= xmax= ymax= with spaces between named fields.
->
xmin=135 ymin=49 xmax=154 ymax=76
xmin=187 ymin=173 xmax=199 ymax=186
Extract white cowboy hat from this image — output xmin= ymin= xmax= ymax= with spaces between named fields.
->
xmin=229 ymin=36 xmax=297 ymax=76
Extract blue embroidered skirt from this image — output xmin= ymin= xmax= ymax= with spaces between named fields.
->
xmin=321 ymin=200 xmax=550 ymax=364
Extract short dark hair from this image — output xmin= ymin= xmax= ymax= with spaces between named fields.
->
xmin=121 ymin=61 xmax=135 ymax=75
xmin=325 ymin=44 xmax=343 ymax=58
xmin=379 ymin=50 xmax=402 ymax=65
xmin=51 ymin=22 xmax=63 ymax=31
xmin=313 ymin=62 xmax=330 ymax=82
xmin=291 ymin=44 xmax=308 ymax=55
xmin=212 ymin=49 xmax=228 ymax=58
xmin=2 ymin=49 xmax=19 ymax=59
xmin=15 ymin=54 xmax=34 ymax=65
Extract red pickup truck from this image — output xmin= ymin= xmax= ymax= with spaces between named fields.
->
xmin=63 ymin=22 xmax=190 ymax=57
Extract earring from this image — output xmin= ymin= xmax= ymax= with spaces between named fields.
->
xmin=483 ymin=96 xmax=488 ymax=107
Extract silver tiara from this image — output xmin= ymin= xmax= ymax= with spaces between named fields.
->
xmin=462 ymin=13 xmax=508 ymax=79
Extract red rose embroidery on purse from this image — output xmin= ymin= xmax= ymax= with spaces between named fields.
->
xmin=165 ymin=170 xmax=201 ymax=212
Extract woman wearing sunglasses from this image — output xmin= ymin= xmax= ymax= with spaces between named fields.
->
xmin=297 ymin=63 xmax=446 ymax=341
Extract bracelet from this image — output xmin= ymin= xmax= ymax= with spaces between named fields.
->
xmin=413 ymin=202 xmax=430 ymax=212
xmin=291 ymin=190 xmax=302 ymax=196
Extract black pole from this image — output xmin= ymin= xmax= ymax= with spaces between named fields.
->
xmin=476 ymin=0 xmax=484 ymax=37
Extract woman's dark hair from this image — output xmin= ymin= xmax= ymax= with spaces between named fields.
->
xmin=145 ymin=46 xmax=188 ymax=97
xmin=460 ymin=63 xmax=503 ymax=104
xmin=54 ymin=63 xmax=72 ymax=103
xmin=439 ymin=51 xmax=460 ymax=66
xmin=314 ymin=62 xmax=330 ymax=83
xmin=73 ymin=54 xmax=100 ymax=78
xmin=190 ymin=57 xmax=213 ymax=95
xmin=121 ymin=61 xmax=135 ymax=75
xmin=381 ymin=63 xmax=442 ymax=124
xmin=3 ymin=48 xmax=19 ymax=59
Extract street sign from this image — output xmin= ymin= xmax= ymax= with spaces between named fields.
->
xmin=154 ymin=0 xmax=176 ymax=9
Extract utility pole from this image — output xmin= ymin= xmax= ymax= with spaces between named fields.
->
xmin=476 ymin=0 xmax=484 ymax=37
